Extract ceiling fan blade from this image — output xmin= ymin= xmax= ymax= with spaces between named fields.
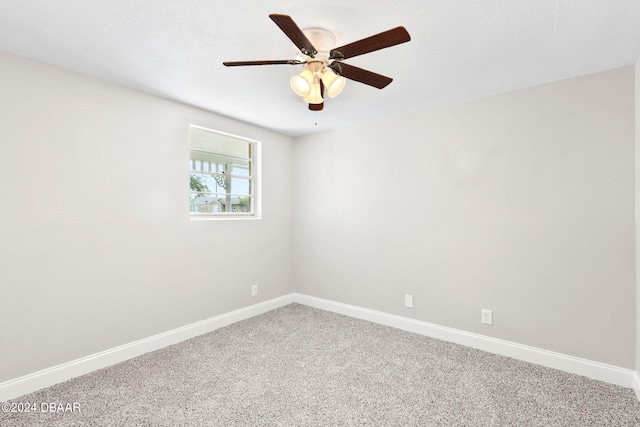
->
xmin=329 ymin=26 xmax=410 ymax=60
xmin=328 ymin=62 xmax=393 ymax=89
xmin=223 ymin=60 xmax=304 ymax=66
xmin=269 ymin=14 xmax=317 ymax=58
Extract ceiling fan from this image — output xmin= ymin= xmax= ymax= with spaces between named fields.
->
xmin=223 ymin=14 xmax=411 ymax=111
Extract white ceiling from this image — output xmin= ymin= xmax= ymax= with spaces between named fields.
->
xmin=1 ymin=1 xmax=639 ymax=137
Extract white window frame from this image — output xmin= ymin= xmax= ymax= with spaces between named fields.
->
xmin=189 ymin=125 xmax=261 ymax=220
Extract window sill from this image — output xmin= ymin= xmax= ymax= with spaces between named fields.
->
xmin=189 ymin=214 xmax=261 ymax=221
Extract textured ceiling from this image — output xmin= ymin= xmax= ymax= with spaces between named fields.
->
xmin=1 ymin=1 xmax=639 ymax=137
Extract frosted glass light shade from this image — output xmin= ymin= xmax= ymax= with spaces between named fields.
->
xmin=290 ymin=70 xmax=314 ymax=96
xmin=321 ymin=69 xmax=346 ymax=97
xmin=303 ymin=83 xmax=324 ymax=104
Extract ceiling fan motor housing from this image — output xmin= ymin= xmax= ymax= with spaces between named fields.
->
xmin=299 ymin=27 xmax=337 ymax=64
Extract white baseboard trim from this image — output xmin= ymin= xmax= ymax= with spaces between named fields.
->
xmin=0 ymin=294 xmax=296 ymax=402
xmin=293 ymin=293 xmax=636 ymax=390
xmin=2 ymin=292 xmax=636 ymax=402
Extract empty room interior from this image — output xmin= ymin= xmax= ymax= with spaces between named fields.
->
xmin=2 ymin=1 xmax=640 ymax=425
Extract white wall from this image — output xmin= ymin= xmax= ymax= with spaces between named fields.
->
xmin=0 ymin=48 xmax=636 ymax=386
xmin=636 ymin=58 xmax=640 ymax=376
xmin=293 ymin=67 xmax=636 ymax=369
xmin=0 ymin=51 xmax=294 ymax=383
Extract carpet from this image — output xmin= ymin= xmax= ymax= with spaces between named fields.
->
xmin=2 ymin=303 xmax=639 ymax=426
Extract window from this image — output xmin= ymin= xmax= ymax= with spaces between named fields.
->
xmin=189 ymin=125 xmax=259 ymax=219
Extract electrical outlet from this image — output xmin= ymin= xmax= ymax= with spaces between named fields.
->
xmin=405 ymin=294 xmax=413 ymax=308
xmin=481 ymin=309 xmax=493 ymax=325
xmin=251 ymin=284 xmax=258 ymax=296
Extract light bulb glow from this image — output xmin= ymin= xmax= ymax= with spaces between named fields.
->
xmin=321 ymin=69 xmax=346 ymax=97
xmin=290 ymin=70 xmax=314 ymax=96
xmin=303 ymin=83 xmax=324 ymax=104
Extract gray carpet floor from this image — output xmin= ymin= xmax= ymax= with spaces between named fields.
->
xmin=2 ymin=303 xmax=640 ymax=426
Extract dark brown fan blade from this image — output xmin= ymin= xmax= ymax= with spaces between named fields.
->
xmin=329 ymin=26 xmax=410 ymax=60
xmin=223 ymin=60 xmax=304 ymax=66
xmin=328 ymin=62 xmax=393 ymax=89
xmin=269 ymin=14 xmax=317 ymax=57
xmin=309 ymin=80 xmax=324 ymax=110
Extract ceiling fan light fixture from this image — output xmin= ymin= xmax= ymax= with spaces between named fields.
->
xmin=290 ymin=69 xmax=314 ymax=96
xmin=321 ymin=69 xmax=346 ymax=97
xmin=303 ymin=82 xmax=324 ymax=104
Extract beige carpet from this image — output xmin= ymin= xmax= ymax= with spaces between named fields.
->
xmin=2 ymin=303 xmax=639 ymax=426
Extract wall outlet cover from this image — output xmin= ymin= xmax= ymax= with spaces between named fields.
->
xmin=481 ymin=309 xmax=493 ymax=325
xmin=405 ymin=294 xmax=414 ymax=308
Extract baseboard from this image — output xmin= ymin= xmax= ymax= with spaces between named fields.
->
xmin=293 ymin=293 xmax=636 ymax=389
xmin=0 ymin=294 xmax=296 ymax=402
xmin=2 ymin=292 xmax=636 ymax=402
